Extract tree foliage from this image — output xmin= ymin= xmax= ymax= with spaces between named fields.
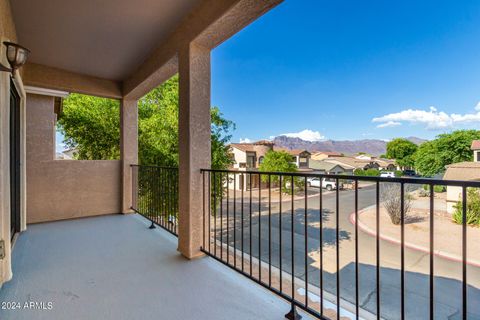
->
xmin=259 ymin=151 xmax=297 ymax=176
xmin=59 ymin=94 xmax=120 ymax=160
xmin=414 ymin=130 xmax=480 ymax=176
xmin=58 ymin=75 xmax=234 ymax=169
xmin=259 ymin=151 xmax=300 ymax=193
xmin=386 ymin=138 xmax=418 ymax=168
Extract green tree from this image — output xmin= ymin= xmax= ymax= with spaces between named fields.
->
xmin=259 ymin=150 xmax=297 ymax=177
xmin=414 ymin=141 xmax=442 ymax=176
xmin=58 ymin=75 xmax=234 ymax=169
xmin=386 ymin=138 xmax=418 ymax=168
xmin=259 ymin=151 xmax=299 ymax=192
xmin=415 ymin=130 xmax=480 ymax=176
xmin=59 ymin=94 xmax=120 ymax=160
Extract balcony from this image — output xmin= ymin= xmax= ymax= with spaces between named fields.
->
xmin=0 ymin=214 xmax=307 ymax=320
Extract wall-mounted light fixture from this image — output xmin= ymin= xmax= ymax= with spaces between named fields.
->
xmin=0 ymin=42 xmax=30 ymax=75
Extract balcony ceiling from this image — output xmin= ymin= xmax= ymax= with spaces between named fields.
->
xmin=11 ymin=0 xmax=202 ymax=81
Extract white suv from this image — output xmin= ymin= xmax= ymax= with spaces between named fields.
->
xmin=307 ymin=177 xmax=343 ymax=191
xmin=380 ymin=171 xmax=395 ymax=178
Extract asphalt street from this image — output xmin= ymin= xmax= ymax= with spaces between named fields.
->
xmin=212 ymin=184 xmax=479 ymax=319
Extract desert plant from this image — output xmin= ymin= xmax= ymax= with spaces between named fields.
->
xmin=381 ymin=183 xmax=413 ymax=225
xmin=453 ymin=188 xmax=480 ymax=226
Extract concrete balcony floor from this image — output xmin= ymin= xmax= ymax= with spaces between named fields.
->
xmin=0 ymin=214 xmax=308 ymax=320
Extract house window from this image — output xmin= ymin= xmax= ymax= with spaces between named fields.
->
xmin=258 ymin=156 xmax=265 ymax=165
xmin=247 ymin=155 xmax=255 ymax=168
xmin=477 ymin=152 xmax=480 ymax=162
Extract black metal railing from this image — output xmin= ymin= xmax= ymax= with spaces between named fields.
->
xmin=131 ymin=165 xmax=178 ymax=235
xmin=200 ymin=169 xmax=480 ymax=320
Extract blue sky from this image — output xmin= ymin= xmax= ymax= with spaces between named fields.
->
xmin=211 ymin=0 xmax=480 ymax=143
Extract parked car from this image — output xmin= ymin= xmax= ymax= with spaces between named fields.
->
xmin=403 ymin=169 xmax=418 ymax=177
xmin=379 ymin=171 xmax=395 ymax=178
xmin=307 ymin=177 xmax=343 ymax=190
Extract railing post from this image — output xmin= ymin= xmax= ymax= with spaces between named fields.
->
xmin=177 ymin=42 xmax=211 ymax=259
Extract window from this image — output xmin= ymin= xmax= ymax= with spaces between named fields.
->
xmin=258 ymin=156 xmax=264 ymax=165
xmin=56 ymin=93 xmax=120 ymax=160
xmin=246 ymin=155 xmax=255 ymax=168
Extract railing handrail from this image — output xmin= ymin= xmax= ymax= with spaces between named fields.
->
xmin=200 ymin=168 xmax=480 ymax=187
xmin=130 ymin=164 xmax=178 ymax=170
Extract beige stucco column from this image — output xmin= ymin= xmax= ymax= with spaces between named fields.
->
xmin=120 ymin=99 xmax=138 ymax=213
xmin=177 ymin=42 xmax=211 ymax=259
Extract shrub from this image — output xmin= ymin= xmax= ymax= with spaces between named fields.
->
xmin=381 ymin=183 xmax=413 ymax=225
xmin=422 ymin=184 xmax=446 ymax=193
xmin=453 ymin=189 xmax=480 ymax=226
xmin=354 ymin=168 xmax=380 ymax=177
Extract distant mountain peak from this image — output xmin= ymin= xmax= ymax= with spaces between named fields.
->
xmin=272 ymin=136 xmax=426 ymax=156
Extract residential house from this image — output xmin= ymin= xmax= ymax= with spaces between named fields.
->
xmin=273 ymin=147 xmax=311 ymax=170
xmin=444 ymin=140 xmax=480 ymax=213
xmin=309 ymin=159 xmax=354 ymax=175
xmin=323 ymin=156 xmax=380 ymax=171
xmin=355 ymin=154 xmax=374 ymax=160
xmin=311 ymin=151 xmax=343 ymax=161
xmin=228 ymin=140 xmax=274 ymax=190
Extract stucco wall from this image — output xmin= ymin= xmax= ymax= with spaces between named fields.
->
xmin=26 ymin=93 xmax=121 ymax=223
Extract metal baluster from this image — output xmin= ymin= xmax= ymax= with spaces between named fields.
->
xmin=355 ymin=179 xmax=359 ymax=320
xmin=401 ymin=182 xmax=405 ymax=320
xmin=429 ymin=184 xmax=434 ymax=320
xmin=280 ymin=175 xmax=283 ymax=293
xmin=241 ymin=173 xmax=245 ymax=272
xmin=320 ymin=177 xmax=324 ymax=317
xmin=376 ymin=180 xmax=381 ymax=320
xmin=208 ymin=172 xmax=212 ymax=253
xmin=462 ymin=186 xmax=467 ymax=320
xmin=269 ymin=174 xmax=272 ymax=287
xmin=305 ymin=176 xmax=309 ymax=308
xmin=259 ymin=173 xmax=262 ymax=281
xmin=336 ymin=177 xmax=340 ymax=320
xmin=202 ymin=171 xmax=205 ymax=250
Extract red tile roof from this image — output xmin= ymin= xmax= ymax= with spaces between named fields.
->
xmin=471 ymin=140 xmax=480 ymax=150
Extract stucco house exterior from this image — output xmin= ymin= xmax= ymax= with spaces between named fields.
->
xmin=311 ymin=151 xmax=343 ymax=161
xmin=444 ymin=140 xmax=480 ymax=213
xmin=228 ymin=140 xmax=274 ymax=190
xmin=227 ymin=141 xmax=312 ymax=190
xmin=273 ymin=147 xmax=311 ymax=169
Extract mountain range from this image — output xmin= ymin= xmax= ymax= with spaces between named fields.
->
xmin=273 ymin=136 xmax=427 ymax=156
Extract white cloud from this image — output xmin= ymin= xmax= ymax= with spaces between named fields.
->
xmin=279 ymin=129 xmax=325 ymax=142
xmin=376 ymin=121 xmax=401 ymax=128
xmin=373 ymin=104 xmax=480 ymax=130
xmin=239 ymin=138 xmax=252 ymax=143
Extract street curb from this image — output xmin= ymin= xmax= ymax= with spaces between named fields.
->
xmin=349 ymin=206 xmax=480 ymax=268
